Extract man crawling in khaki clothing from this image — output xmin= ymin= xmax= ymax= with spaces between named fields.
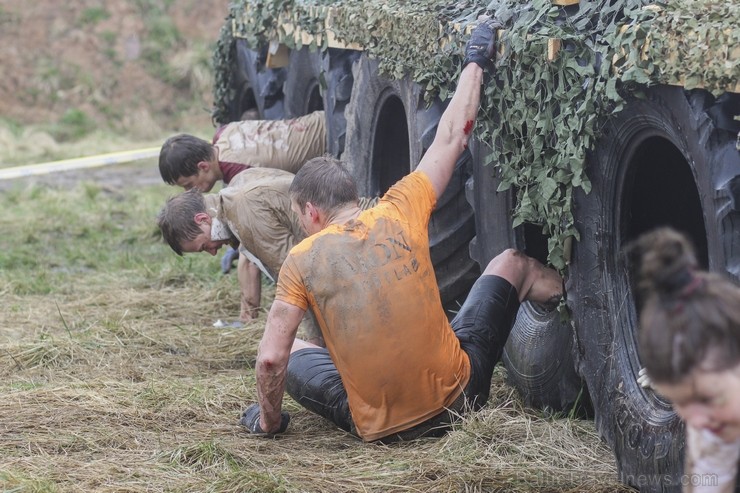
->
xmin=158 ymin=111 xmax=327 ymax=325
xmin=157 ymin=167 xmax=377 ymax=346
xmin=159 ymin=110 xmax=327 ymax=193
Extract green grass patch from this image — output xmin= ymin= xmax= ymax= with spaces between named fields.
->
xmin=79 ymin=6 xmax=110 ymax=25
xmin=168 ymin=440 xmax=244 ymax=471
xmin=0 ymin=180 xmax=219 ymax=295
xmin=49 ymin=109 xmax=96 ymax=142
xmin=141 ymin=14 xmax=182 ymax=85
xmin=210 ymin=470 xmax=288 ymax=493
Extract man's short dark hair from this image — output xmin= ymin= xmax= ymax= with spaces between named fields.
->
xmin=159 ymin=134 xmax=215 ymax=184
xmin=157 ymin=189 xmax=207 ymax=255
xmin=289 ymin=156 xmax=359 ymax=214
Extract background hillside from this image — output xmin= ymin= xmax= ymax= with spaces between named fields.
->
xmin=0 ymin=0 xmax=230 ymax=165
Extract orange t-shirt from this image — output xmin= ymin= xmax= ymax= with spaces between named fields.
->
xmin=275 ymin=171 xmax=471 ymax=441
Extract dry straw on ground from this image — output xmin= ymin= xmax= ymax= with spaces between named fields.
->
xmin=0 ymin=287 xmax=631 ymax=492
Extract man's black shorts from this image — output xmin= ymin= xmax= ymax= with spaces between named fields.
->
xmin=285 ymin=274 xmax=521 ymax=438
xmin=450 ymin=274 xmax=520 ymax=408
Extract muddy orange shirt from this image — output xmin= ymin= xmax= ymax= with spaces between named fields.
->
xmin=276 ymin=171 xmax=471 ymax=441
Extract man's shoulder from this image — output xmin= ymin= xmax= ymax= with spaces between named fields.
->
xmin=203 ymin=193 xmax=221 ymax=216
xmin=380 ymin=171 xmax=434 ymax=206
xmin=286 ymin=224 xmax=343 ymax=260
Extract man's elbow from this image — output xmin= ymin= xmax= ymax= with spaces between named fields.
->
xmin=455 ymin=133 xmax=471 ymax=153
xmin=256 ymin=347 xmax=288 ymax=373
xmin=437 ymin=134 xmax=470 ymax=158
xmin=437 ymin=121 xmax=472 ymax=154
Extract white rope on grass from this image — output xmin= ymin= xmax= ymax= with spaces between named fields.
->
xmin=0 ymin=147 xmax=160 ymax=180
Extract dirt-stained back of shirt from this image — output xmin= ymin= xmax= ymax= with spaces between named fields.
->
xmin=216 ymin=168 xmax=305 ymax=279
xmin=276 ymin=172 xmax=470 ymax=441
xmin=214 ymin=111 xmax=326 ymax=174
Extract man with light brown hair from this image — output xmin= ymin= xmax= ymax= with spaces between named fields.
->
xmin=157 ymin=166 xmax=377 ymax=345
xmin=157 ymin=166 xmax=314 ymax=337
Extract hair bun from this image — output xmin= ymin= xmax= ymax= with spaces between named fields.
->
xmin=633 ymin=227 xmax=698 ymax=296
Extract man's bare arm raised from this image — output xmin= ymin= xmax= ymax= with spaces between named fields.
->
xmin=416 ymin=18 xmax=499 ymax=199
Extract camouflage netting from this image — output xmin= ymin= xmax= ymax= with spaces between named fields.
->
xmin=212 ymin=10 xmax=237 ymax=127
xmin=212 ymin=0 xmax=740 ymax=270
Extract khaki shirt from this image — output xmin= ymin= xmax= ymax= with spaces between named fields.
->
xmin=205 ymin=168 xmax=306 ymax=280
xmin=214 ymin=111 xmax=326 ymax=174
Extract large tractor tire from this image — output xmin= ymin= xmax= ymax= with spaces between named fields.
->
xmin=343 ymin=54 xmax=479 ymax=308
xmin=220 ymin=77 xmax=258 ymax=124
xmin=466 ymin=140 xmax=586 ymax=413
xmin=283 ymin=47 xmax=359 ymax=158
xmin=569 ymin=85 xmax=740 ymax=492
xmin=233 ymin=39 xmax=286 ymax=120
xmin=282 ymin=47 xmax=324 ymax=118
xmin=319 ymin=48 xmax=361 ymax=157
xmin=283 ymin=47 xmax=324 ymax=119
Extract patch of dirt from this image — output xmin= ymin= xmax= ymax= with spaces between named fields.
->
xmin=0 ymin=0 xmax=230 ymax=135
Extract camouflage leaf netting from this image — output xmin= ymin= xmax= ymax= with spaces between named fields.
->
xmin=212 ymin=0 xmax=740 ymax=270
xmin=212 ymin=9 xmax=237 ymax=126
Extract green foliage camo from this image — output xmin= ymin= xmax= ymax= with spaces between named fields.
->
xmin=212 ymin=0 xmax=740 ymax=270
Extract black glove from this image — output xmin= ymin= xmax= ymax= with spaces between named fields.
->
xmin=463 ymin=17 xmax=502 ymax=72
xmin=239 ymin=404 xmax=290 ymax=436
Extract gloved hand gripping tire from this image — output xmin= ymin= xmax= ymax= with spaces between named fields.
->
xmin=463 ymin=17 xmax=502 ymax=72
xmin=239 ymin=403 xmax=290 ymax=437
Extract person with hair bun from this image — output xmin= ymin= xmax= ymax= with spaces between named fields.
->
xmin=634 ymin=227 xmax=740 ymax=492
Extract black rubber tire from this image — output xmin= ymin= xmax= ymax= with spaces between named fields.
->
xmin=569 ymin=85 xmax=740 ymax=492
xmin=283 ymin=47 xmax=324 ymax=118
xmin=343 ymin=54 xmax=479 ymax=307
xmin=465 ymin=140 xmax=516 ymax=266
xmin=319 ymin=48 xmax=361 ymax=157
xmin=216 ymin=80 xmax=256 ymax=124
xmin=282 ymin=47 xmax=359 ymax=158
xmin=502 ymin=301 xmax=587 ymax=413
xmin=465 ymin=140 xmax=586 ymax=413
xmin=234 ymin=39 xmax=286 ymax=120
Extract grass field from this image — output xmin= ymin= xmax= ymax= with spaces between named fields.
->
xmin=0 ymin=158 xmax=633 ymax=492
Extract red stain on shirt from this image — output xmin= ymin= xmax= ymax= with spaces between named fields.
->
xmin=463 ymin=120 xmax=474 ymax=135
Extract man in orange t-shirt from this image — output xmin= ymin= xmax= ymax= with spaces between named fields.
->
xmin=239 ymin=18 xmax=564 ymax=441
